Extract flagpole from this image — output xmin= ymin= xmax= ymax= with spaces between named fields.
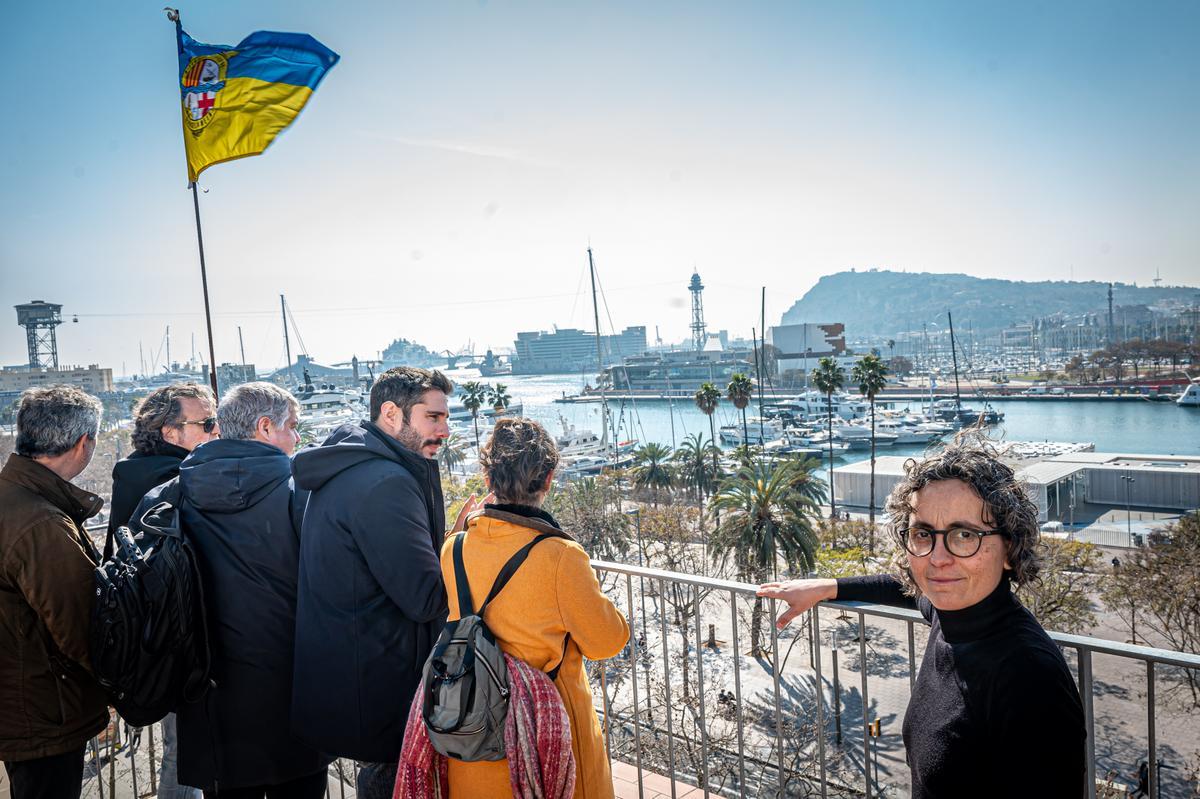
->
xmin=190 ymin=182 xmax=220 ymax=397
xmin=168 ymin=7 xmax=220 ymax=396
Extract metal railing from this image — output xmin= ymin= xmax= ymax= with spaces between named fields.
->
xmin=71 ymin=548 xmax=1200 ymax=798
xmin=588 ymin=559 xmax=1200 ymax=799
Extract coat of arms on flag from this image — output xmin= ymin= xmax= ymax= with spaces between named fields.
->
xmin=181 ymin=52 xmax=232 ymax=132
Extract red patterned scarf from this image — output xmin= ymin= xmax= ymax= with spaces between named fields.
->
xmin=394 ymin=653 xmax=576 ymax=799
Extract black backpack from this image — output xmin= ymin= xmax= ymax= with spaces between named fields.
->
xmin=89 ymin=484 xmax=213 ymax=727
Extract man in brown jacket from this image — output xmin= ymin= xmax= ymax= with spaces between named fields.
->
xmin=0 ymin=386 xmax=110 ymax=799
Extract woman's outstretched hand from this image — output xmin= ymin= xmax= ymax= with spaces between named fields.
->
xmin=450 ymin=492 xmax=497 ymax=533
xmin=756 ymin=579 xmax=839 ymax=629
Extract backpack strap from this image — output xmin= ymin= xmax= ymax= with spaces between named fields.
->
xmin=478 ymin=532 xmax=566 ymax=613
xmin=451 ymin=532 xmax=475 ymax=616
xmin=457 ymin=529 xmax=574 ymax=679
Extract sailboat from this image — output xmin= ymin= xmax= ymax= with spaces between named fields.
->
xmin=557 ymin=247 xmax=637 ymax=479
xmin=938 ymin=311 xmax=1003 ymax=426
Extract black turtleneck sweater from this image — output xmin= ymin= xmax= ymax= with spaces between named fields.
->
xmin=836 ymin=575 xmax=1086 ymax=799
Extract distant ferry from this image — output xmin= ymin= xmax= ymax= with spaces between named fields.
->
xmin=602 ymin=349 xmax=757 ymax=394
xmin=1179 ymin=377 xmax=1200 ymax=407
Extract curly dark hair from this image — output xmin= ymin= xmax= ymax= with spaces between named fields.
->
xmin=130 ymin=383 xmax=215 ymax=454
xmin=480 ymin=417 xmax=560 ymax=506
xmin=885 ymin=428 xmax=1042 ymax=595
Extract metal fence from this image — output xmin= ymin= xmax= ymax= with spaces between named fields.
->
xmin=70 ymin=560 xmax=1200 ymax=798
xmin=588 ymin=559 xmax=1200 ymax=799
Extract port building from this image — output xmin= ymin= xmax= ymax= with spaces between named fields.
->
xmin=511 ymin=326 xmax=646 ymax=375
xmin=833 ymin=452 xmax=1200 ymax=526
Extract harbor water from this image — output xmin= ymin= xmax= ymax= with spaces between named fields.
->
xmin=447 ymin=370 xmax=1200 ymax=462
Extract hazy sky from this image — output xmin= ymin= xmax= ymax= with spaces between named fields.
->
xmin=3 ymin=0 xmax=1198 ymax=374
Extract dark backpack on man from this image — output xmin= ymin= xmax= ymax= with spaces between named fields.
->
xmin=420 ymin=530 xmax=570 ymax=761
xmin=89 ymin=483 xmax=212 ymax=727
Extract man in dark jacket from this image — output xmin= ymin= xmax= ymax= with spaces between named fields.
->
xmin=0 ymin=386 xmax=108 ymax=799
xmin=292 ymin=367 xmax=452 ymax=799
xmin=133 ymin=382 xmax=331 ymax=798
xmin=108 ymin=381 xmax=215 ymax=799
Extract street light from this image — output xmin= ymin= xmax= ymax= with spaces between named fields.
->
xmin=1121 ymin=472 xmax=1136 ymax=538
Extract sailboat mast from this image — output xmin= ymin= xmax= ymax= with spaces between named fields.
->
xmin=588 ymin=248 xmax=609 ymax=448
xmin=281 ymin=295 xmax=294 ymax=386
xmin=948 ymin=311 xmax=962 ymax=408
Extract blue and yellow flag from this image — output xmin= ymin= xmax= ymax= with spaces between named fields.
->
xmin=174 ymin=20 xmax=338 ymax=182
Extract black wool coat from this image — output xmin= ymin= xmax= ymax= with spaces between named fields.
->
xmin=290 ymin=421 xmax=448 ymax=763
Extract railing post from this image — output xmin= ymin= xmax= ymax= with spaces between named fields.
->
xmin=148 ymin=722 xmax=158 ymax=794
xmin=730 ymin=589 xmax=746 ymax=797
xmin=660 ymin=578 xmax=678 ymax=799
xmin=1078 ymin=648 xmax=1096 ymax=799
xmin=1147 ymin=661 xmax=1157 ymax=799
xmin=694 ymin=589 xmax=710 ymax=796
xmin=811 ymin=606 xmax=828 ymax=799
xmin=90 ymin=736 xmax=105 ymax=799
xmin=859 ymin=611 xmax=872 ymax=799
xmin=597 ymin=568 xmax=613 ymax=770
xmin=906 ymin=620 xmax=916 ymax=693
xmin=769 ymin=599 xmax=785 ymax=796
xmin=626 ymin=574 xmax=645 ymax=799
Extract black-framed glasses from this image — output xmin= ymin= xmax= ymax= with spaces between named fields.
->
xmin=178 ymin=416 xmax=218 ymax=434
xmin=899 ymin=526 xmax=1005 ymax=558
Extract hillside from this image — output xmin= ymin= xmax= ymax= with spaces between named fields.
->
xmin=780 ymin=270 xmax=1198 ymax=338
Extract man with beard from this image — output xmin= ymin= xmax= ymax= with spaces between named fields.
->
xmin=290 ymin=367 xmax=452 ymax=798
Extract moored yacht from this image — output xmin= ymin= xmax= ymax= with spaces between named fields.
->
xmin=1178 ymin=377 xmax=1200 ymax=407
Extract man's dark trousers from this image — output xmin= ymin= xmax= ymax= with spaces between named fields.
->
xmin=4 ymin=747 xmax=85 ymax=799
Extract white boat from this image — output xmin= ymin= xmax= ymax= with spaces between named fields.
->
xmin=870 ymin=417 xmax=943 ymax=445
xmin=448 ymin=399 xmax=524 ymax=422
xmin=828 ymin=423 xmax=900 ymax=447
xmin=554 ymin=415 xmax=637 ymax=457
xmin=719 ymin=417 xmax=785 ymax=445
xmin=557 ymin=451 xmax=636 ymax=480
xmin=1178 ymin=377 xmax=1200 ymax=407
xmin=804 ymin=431 xmax=853 ymax=454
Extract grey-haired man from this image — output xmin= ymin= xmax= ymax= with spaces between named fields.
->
xmin=133 ymin=382 xmax=330 ymax=798
xmin=0 ymin=386 xmax=108 ymax=799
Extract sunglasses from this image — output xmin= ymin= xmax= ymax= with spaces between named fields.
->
xmin=178 ymin=416 xmax=218 ymax=434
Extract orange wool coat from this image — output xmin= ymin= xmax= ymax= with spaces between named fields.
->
xmin=440 ymin=508 xmax=629 ymax=799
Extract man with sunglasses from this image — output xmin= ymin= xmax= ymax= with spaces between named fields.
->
xmin=107 ymin=382 xmax=216 ymax=799
xmin=758 ymin=434 xmax=1085 ymax=798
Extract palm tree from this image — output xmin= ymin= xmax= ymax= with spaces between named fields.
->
xmin=488 ymin=383 xmax=512 ymax=415
xmin=673 ymin=432 xmax=719 ymax=505
xmin=632 ymin=442 xmax=674 ymax=506
xmin=725 ymin=372 xmax=754 ymax=446
xmin=810 ymin=357 xmax=846 ymax=519
xmin=785 ymin=454 xmax=829 ymax=509
xmin=460 ymin=381 xmax=488 ymax=451
xmin=693 ymin=382 xmax=722 ymax=478
xmin=436 ymin=432 xmax=468 ymax=479
xmin=710 ymin=459 xmax=821 ymax=655
xmin=852 ymin=353 xmax=889 ymax=545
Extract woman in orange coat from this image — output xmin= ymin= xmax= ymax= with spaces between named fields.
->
xmin=442 ymin=417 xmax=629 ymax=799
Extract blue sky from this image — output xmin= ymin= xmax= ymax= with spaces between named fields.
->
xmin=2 ymin=0 xmax=1197 ymax=373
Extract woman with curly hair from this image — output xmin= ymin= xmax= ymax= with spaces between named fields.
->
xmin=758 ymin=432 xmax=1085 ymax=798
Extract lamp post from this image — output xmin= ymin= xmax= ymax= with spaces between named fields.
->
xmin=1121 ymin=472 xmax=1136 ymax=538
